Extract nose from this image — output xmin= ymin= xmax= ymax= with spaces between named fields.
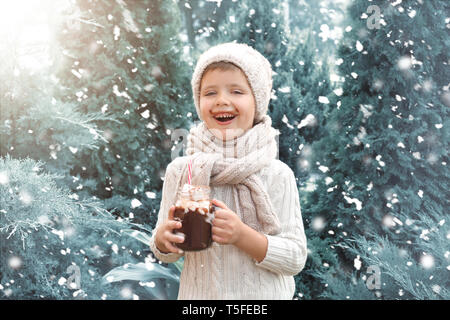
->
xmin=215 ymin=91 xmax=231 ymax=106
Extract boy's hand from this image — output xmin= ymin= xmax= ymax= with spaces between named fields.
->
xmin=211 ymin=199 xmax=244 ymax=245
xmin=154 ymin=206 xmax=185 ymax=254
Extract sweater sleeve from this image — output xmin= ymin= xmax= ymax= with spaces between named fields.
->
xmin=255 ymin=162 xmax=308 ymax=276
xmin=149 ymin=159 xmax=185 ymax=263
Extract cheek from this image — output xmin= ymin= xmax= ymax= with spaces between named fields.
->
xmin=240 ymin=98 xmax=256 ymax=124
xmin=199 ymin=99 xmax=210 ymax=117
xmin=249 ymin=103 xmax=256 ymax=119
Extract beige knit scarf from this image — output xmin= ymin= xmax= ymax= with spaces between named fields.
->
xmin=181 ymin=115 xmax=281 ymax=235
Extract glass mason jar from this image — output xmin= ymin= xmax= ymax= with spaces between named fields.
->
xmin=173 ymin=184 xmax=215 ymax=251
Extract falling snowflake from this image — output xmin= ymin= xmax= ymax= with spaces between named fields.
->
xmin=432 ymin=285 xmax=441 ymax=295
xmin=335 ymin=58 xmax=343 ymax=65
xmin=278 ymin=87 xmax=291 ymax=93
xmin=360 ymin=104 xmax=373 ymax=119
xmin=311 ymin=216 xmax=326 ymax=232
xmin=101 ymin=104 xmax=108 ymax=113
xmin=151 ymin=66 xmax=163 ymax=79
xmin=318 ymin=96 xmax=329 ymax=104
xmin=375 ymin=155 xmax=385 ymax=167
xmin=58 ymin=277 xmax=67 ymax=286
xmin=408 ymin=9 xmax=417 ymax=18
xmin=19 ymin=190 xmax=33 ymax=205
xmin=297 ymin=114 xmax=317 ymax=129
xmin=356 ymin=40 xmax=363 ymax=52
xmin=69 ymin=147 xmax=78 ymax=154
xmin=113 ymin=25 xmax=120 ymax=41
xmin=71 ymin=69 xmax=82 ymax=79
xmin=373 ymin=79 xmax=384 ymax=90
xmin=144 ymin=84 xmax=154 ymax=92
xmin=145 ymin=191 xmax=156 ymax=199
xmin=139 ymin=281 xmax=156 ymax=288
xmin=412 ymin=152 xmax=421 ymax=159
xmin=397 ymin=56 xmax=412 ymax=70
xmin=140 ymin=110 xmax=150 ymax=119
xmin=354 ymin=255 xmax=362 ymax=270
xmin=120 ymin=286 xmax=133 ymax=299
xmin=343 ymin=195 xmax=362 ymax=211
xmin=333 ymin=88 xmax=343 ymax=96
xmin=51 ymin=229 xmax=64 ymax=241
xmin=318 ymin=24 xmax=343 ymax=42
xmin=0 ymin=171 xmax=8 ymax=184
xmin=383 ymin=215 xmax=396 ymax=228
xmin=8 ymin=256 xmax=22 ymax=269
xmin=420 ymin=254 xmax=434 ymax=269
xmin=131 ymin=199 xmax=142 ymax=208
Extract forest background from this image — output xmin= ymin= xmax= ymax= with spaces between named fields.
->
xmin=0 ymin=0 xmax=448 ymax=300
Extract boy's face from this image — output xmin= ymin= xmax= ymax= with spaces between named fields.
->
xmin=199 ymin=68 xmax=256 ymax=141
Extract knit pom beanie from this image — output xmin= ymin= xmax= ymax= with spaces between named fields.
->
xmin=191 ymin=42 xmax=273 ymax=123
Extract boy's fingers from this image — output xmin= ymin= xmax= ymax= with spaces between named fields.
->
xmin=212 ymin=199 xmax=229 ymax=210
xmin=164 ymin=241 xmax=183 ymax=254
xmin=212 ymin=216 xmax=227 ymax=227
xmin=169 ymin=220 xmax=182 ymax=230
xmin=213 ymin=208 xmax=239 ymax=222
xmin=212 ymin=234 xmax=225 ymax=244
xmin=164 ymin=230 xmax=185 ymax=244
xmin=213 ymin=209 xmax=232 ymax=219
xmin=168 ymin=205 xmax=175 ymax=220
xmin=212 ymin=226 xmax=227 ymax=237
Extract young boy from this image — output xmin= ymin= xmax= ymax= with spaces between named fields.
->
xmin=149 ymin=42 xmax=307 ymax=299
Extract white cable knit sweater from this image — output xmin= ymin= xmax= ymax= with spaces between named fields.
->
xmin=149 ymin=156 xmax=307 ymax=300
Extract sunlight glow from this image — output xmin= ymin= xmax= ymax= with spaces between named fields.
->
xmin=0 ymin=0 xmax=71 ymax=71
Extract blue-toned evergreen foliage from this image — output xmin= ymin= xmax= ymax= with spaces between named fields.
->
xmin=1 ymin=0 xmax=447 ymax=300
xmin=304 ymin=0 xmax=449 ymax=299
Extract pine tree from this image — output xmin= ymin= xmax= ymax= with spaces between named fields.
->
xmin=0 ymin=156 xmax=140 ymax=299
xmin=0 ymin=51 xmax=141 ymax=299
xmin=287 ymin=0 xmax=347 ymax=59
xmin=0 ymin=34 xmax=110 ymax=184
xmin=55 ymin=0 xmax=192 ymax=227
xmin=305 ymin=0 xmax=449 ymax=299
xmin=177 ymin=0 xmax=234 ymax=49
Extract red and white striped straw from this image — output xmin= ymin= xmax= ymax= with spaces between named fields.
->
xmin=187 ymin=159 xmax=192 ymax=185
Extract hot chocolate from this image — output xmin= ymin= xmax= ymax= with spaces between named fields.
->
xmin=173 ymin=184 xmax=214 ymax=251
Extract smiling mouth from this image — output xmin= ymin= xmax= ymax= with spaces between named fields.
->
xmin=214 ymin=114 xmax=236 ymax=123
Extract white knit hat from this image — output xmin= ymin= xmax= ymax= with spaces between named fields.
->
xmin=191 ymin=42 xmax=273 ymax=123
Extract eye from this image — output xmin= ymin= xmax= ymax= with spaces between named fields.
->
xmin=204 ymin=91 xmax=216 ymax=96
xmin=232 ymin=90 xmax=243 ymax=94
